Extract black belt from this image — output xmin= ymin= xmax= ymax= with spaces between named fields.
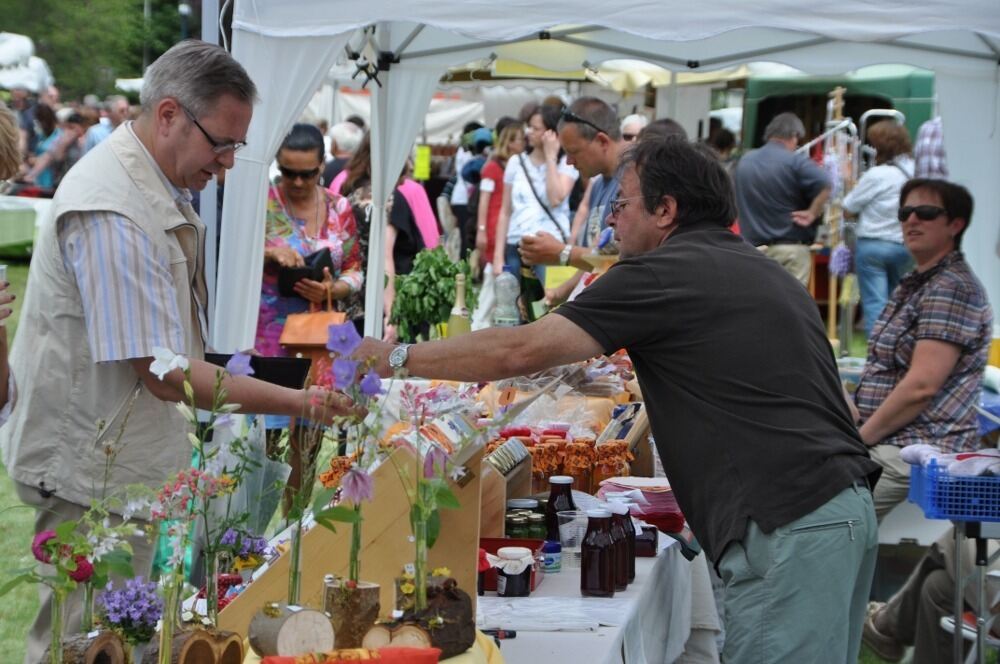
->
xmin=760 ymin=239 xmax=811 ymax=246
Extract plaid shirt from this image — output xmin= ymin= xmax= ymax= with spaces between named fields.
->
xmin=914 ymin=116 xmax=949 ymax=179
xmin=855 ymin=251 xmax=992 ymax=452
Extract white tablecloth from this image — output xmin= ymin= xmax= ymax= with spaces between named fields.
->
xmin=478 ymin=537 xmax=719 ymax=663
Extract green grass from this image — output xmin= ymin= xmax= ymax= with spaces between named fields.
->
xmin=0 ymin=260 xmax=38 ymax=661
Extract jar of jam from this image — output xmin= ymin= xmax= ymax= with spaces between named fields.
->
xmin=607 ymin=499 xmax=636 ymax=582
xmin=527 ymin=513 xmax=547 ymax=540
xmin=507 ymin=516 xmax=529 ymax=539
xmin=544 ymin=476 xmax=577 ymax=541
xmin=606 ymin=501 xmax=631 ymax=589
xmin=580 ymin=509 xmax=616 ymax=598
xmin=494 ymin=547 xmax=533 ymax=597
xmin=563 ymin=442 xmax=596 ymax=494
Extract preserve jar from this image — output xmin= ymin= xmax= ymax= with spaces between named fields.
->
xmin=580 ymin=509 xmax=615 ymax=598
xmin=494 ymin=546 xmax=533 ymax=597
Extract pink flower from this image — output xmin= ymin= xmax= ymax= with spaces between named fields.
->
xmin=31 ymin=530 xmax=57 ymax=563
xmin=340 ymin=467 xmax=374 ymax=503
xmin=69 ymin=556 xmax=94 ymax=583
xmin=423 ymin=445 xmax=450 ymax=479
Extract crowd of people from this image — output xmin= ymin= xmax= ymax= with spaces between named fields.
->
xmin=0 ymin=37 xmax=995 ymax=664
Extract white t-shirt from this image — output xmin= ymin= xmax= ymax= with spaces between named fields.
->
xmin=843 ymin=156 xmax=914 ymax=243
xmin=450 ymin=147 xmax=473 ymax=206
xmin=502 ymin=153 xmax=578 ymax=244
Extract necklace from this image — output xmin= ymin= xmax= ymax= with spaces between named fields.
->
xmin=275 ymin=184 xmax=326 ymax=244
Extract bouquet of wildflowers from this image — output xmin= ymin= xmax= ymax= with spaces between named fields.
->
xmin=97 ymin=577 xmax=162 ymax=645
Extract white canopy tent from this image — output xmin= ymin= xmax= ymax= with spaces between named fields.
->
xmin=217 ymin=2 xmax=1000 ymax=351
xmin=0 ymin=32 xmax=54 ymax=93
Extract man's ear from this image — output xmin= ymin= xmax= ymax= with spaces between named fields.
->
xmin=948 ymin=217 xmax=967 ymax=239
xmin=654 ymin=195 xmax=678 ymax=230
xmin=154 ymin=97 xmax=182 ymax=138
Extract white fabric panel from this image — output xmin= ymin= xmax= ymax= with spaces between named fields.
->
xmin=333 ymin=91 xmax=484 ymax=145
xmin=232 ymin=2 xmax=1000 ymax=42
xmin=364 ymin=62 xmax=444 ymax=338
xmin=935 ymin=70 xmax=1000 ymax=336
xmin=213 ymin=30 xmax=352 ymax=351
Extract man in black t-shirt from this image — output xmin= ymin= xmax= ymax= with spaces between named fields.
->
xmin=356 ymin=137 xmax=880 ymax=663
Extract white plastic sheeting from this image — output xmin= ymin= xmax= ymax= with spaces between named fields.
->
xmin=215 ymin=2 xmax=1000 ymax=350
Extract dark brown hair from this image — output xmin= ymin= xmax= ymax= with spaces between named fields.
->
xmin=868 ymin=121 xmax=912 ymax=164
xmin=899 ymin=178 xmax=973 ymax=249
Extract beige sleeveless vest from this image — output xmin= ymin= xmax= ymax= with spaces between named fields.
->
xmin=0 ymin=125 xmax=208 ymax=509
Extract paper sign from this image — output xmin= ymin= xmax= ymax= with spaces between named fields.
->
xmin=413 ymin=145 xmax=432 ymax=181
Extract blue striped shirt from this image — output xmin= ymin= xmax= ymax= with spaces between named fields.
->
xmin=58 ymin=212 xmax=185 ymax=363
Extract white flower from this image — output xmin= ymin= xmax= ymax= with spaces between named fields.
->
xmin=122 ymin=497 xmax=150 ymax=521
xmin=150 ymin=347 xmax=189 ymax=381
xmin=449 ymin=465 xmax=467 ymax=482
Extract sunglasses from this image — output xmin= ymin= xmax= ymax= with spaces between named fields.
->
xmin=897 ymin=205 xmax=947 ymax=222
xmin=179 ymin=104 xmax=247 ymax=154
xmin=560 ymin=108 xmax=609 ymax=136
xmin=279 ymin=166 xmax=322 ymax=180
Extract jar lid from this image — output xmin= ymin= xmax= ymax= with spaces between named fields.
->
xmin=509 ymin=516 xmax=528 ymax=524
xmin=549 ymin=475 xmax=574 ymax=484
xmin=527 ymin=513 xmax=545 ymax=522
xmin=507 ymin=498 xmax=539 ymax=510
xmin=497 ymin=546 xmax=533 ymax=560
xmin=605 ymin=502 xmax=629 ymax=515
xmin=587 ymin=509 xmax=612 ymax=518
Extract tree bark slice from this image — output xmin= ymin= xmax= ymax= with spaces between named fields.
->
xmin=248 ymin=604 xmax=335 ymax=656
xmin=324 ymin=580 xmax=380 ymax=649
xmin=140 ymin=629 xmax=215 ymax=664
xmin=50 ymin=631 xmax=126 ymax=664
xmin=360 ymin=624 xmax=392 ymax=650
xmin=389 ymin=624 xmax=433 ymax=648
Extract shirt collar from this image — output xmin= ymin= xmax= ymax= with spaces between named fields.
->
xmin=125 ymin=121 xmax=194 ymax=207
xmin=899 ymin=250 xmax=962 ymax=289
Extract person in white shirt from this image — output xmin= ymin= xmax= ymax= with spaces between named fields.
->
xmin=843 ymin=121 xmax=915 ymax=338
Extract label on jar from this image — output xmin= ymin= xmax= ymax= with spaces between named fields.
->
xmin=497 ymin=574 xmax=507 ymax=595
xmin=543 ymin=551 xmax=561 ymax=573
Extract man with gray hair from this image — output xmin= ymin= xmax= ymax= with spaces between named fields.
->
xmin=322 ymin=120 xmax=363 ymax=185
xmin=733 ymin=111 xmax=830 ymax=286
xmin=2 ymin=40 xmax=355 ymax=664
xmin=83 ymin=94 xmax=131 ymax=153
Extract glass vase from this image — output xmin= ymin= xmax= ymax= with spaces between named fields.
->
xmin=80 ymin=581 xmax=94 ymax=633
xmin=204 ymin=551 xmax=219 ymax=627
xmin=50 ymin=588 xmax=65 ymax=664
xmin=159 ymin=575 xmax=182 ymax=664
xmin=412 ymin=514 xmax=428 ymax=612
xmin=287 ymin=521 xmax=302 ymax=605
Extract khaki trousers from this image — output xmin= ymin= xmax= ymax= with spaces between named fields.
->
xmin=868 ymin=443 xmax=913 ymax=522
xmin=760 ymin=244 xmax=811 ymax=287
xmin=15 ymin=482 xmax=156 ymax=664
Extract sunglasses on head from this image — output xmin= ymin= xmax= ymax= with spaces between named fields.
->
xmin=560 ymin=108 xmax=609 ymax=136
xmin=897 ymin=205 xmax=947 ymax=222
xmin=279 ymin=166 xmax=321 ymax=180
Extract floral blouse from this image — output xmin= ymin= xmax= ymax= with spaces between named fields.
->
xmin=254 ymin=186 xmax=363 ymax=363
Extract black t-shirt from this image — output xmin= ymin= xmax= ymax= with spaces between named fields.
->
xmin=555 ymin=220 xmax=880 ymax=563
xmin=389 ymin=191 xmax=426 ymax=276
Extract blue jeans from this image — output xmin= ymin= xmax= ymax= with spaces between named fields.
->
xmin=503 ymin=242 xmax=546 ymax=283
xmin=855 ymin=238 xmax=913 ymax=339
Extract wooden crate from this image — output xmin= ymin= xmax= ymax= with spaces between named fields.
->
xmin=217 ymin=446 xmax=484 ymax=637
xmin=479 ymin=455 xmax=533 ymax=538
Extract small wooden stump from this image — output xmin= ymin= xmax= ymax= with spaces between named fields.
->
xmin=212 ymin=630 xmax=244 ymax=664
xmin=140 ymin=629 xmax=215 ymax=664
xmin=324 ymin=579 xmax=380 ymax=649
xmin=248 ymin=603 xmax=335 ymax=657
xmin=46 ymin=631 xmax=126 ymax=664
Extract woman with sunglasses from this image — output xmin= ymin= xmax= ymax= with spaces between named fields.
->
xmin=256 ymin=123 xmax=363 ymax=509
xmin=853 ymin=178 xmax=992 ymax=522
xmin=843 ymin=121 xmax=915 ymax=339
xmin=492 ymin=105 xmax=578 ymax=279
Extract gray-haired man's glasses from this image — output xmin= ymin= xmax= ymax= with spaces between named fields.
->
xmin=180 ymin=104 xmax=247 ymax=154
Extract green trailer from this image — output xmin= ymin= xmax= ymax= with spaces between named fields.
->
xmin=742 ymin=65 xmax=935 ymax=147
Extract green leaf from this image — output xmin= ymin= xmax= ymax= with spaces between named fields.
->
xmin=314 ymin=505 xmax=361 ymax=524
xmin=0 ymin=573 xmax=38 ymax=598
xmin=101 ymin=550 xmax=134 ymax=579
xmin=434 ymin=485 xmax=461 ymax=510
xmin=311 ymin=486 xmax=338 ymax=514
xmin=426 ymin=510 xmax=442 ymax=550
xmin=54 ymin=520 xmax=76 ymax=540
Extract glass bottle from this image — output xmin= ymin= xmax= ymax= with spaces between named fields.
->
xmin=544 ymin=476 xmax=577 ymax=541
xmin=580 ymin=509 xmax=615 ymax=598
xmin=608 ymin=499 xmax=636 ymax=583
xmin=446 ymin=272 xmax=472 ymax=337
xmin=606 ymin=502 xmax=630 ymax=590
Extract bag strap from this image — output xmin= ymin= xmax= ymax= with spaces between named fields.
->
xmin=518 ymin=154 xmax=568 ymax=243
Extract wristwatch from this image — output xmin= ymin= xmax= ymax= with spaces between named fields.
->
xmin=388 ymin=343 xmax=412 ymax=371
xmin=559 ymin=244 xmax=573 ymax=266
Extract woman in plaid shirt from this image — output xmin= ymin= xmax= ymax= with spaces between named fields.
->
xmin=854 ymin=178 xmax=993 ymax=521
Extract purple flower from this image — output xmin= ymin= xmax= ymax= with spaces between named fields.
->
xmin=220 ymin=527 xmax=239 ymax=547
xmin=327 ymin=322 xmax=362 ymax=356
xmin=340 ymin=467 xmax=374 ymax=503
xmin=423 ymin=445 xmax=450 ymax=479
xmin=332 ymin=358 xmax=360 ymax=389
xmin=98 ymin=577 xmax=162 ymax=644
xmin=829 ymin=244 xmax=852 ymax=278
xmin=225 ymin=351 xmax=255 ymax=377
xmin=359 ymin=369 xmax=383 ymax=396
xmin=31 ymin=530 xmax=56 ymax=563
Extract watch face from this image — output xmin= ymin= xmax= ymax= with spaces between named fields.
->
xmin=389 ymin=344 xmax=408 ymax=368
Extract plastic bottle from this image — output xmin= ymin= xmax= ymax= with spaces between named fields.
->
xmin=493 ymin=269 xmax=521 ymax=327
xmin=607 ymin=498 xmax=637 ymax=582
xmin=541 ymin=538 xmax=562 ymax=573
xmin=606 ymin=501 xmax=633 ymax=588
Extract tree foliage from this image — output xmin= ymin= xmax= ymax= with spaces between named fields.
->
xmin=2 ymin=0 xmax=203 ymax=100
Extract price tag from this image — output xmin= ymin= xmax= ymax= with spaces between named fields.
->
xmin=87 ymin=630 xmax=100 ymax=640
xmin=287 ymin=605 xmax=303 ymax=613
xmin=412 ymin=145 xmax=432 ymax=181
xmin=403 ymin=563 xmax=415 ymax=575
xmin=498 ymin=387 xmax=516 ymax=408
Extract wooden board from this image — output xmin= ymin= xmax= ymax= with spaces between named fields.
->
xmin=478 ymin=456 xmax=533 ymax=538
xmin=218 ymin=446 xmax=484 ymax=637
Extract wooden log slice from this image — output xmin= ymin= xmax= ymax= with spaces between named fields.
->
xmin=324 ymin=580 xmax=380 ymax=649
xmin=212 ymin=630 xmax=244 ymax=664
xmin=360 ymin=624 xmax=392 ymax=650
xmin=48 ymin=631 xmax=126 ymax=664
xmin=140 ymin=629 xmax=215 ymax=664
xmin=389 ymin=624 xmax=432 ymax=648
xmin=248 ymin=604 xmax=335 ymax=656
